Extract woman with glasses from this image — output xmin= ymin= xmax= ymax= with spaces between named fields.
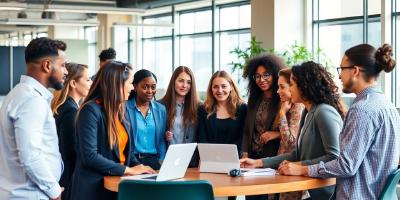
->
xmin=241 ymin=55 xmax=285 ymax=200
xmin=241 ymin=61 xmax=346 ymax=200
xmin=126 ymin=69 xmax=167 ymax=170
xmin=198 ymin=70 xmax=247 ymax=154
xmin=71 ymin=61 xmax=155 ymax=200
xmin=242 ymin=55 xmax=286 ymax=160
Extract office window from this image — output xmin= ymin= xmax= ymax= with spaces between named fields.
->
xmin=113 ymin=27 xmax=129 ymax=63
xmin=179 ymin=10 xmax=212 ymax=34
xmin=85 ymin=27 xmax=97 ymax=76
xmin=23 ymin=34 xmax=32 ymax=46
xmin=318 ymin=21 xmax=380 ymax=69
xmin=141 ymin=14 xmax=173 ymax=90
xmin=318 ymin=0 xmax=363 ymax=20
xmin=37 ymin=32 xmax=48 ymax=38
xmin=140 ymin=1 xmax=250 ymax=94
xmin=394 ymin=3 xmax=400 ymax=106
xmin=179 ymin=35 xmax=212 ymax=91
xmin=219 ymin=4 xmax=250 ymax=31
xmin=313 ymin=0 xmax=381 ymax=82
xmin=143 ymin=16 xmax=173 ymax=38
xmin=143 ymin=38 xmax=172 ymax=90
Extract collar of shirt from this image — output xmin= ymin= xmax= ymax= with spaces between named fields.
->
xmin=20 ymin=75 xmax=53 ymax=103
xmin=176 ymin=101 xmax=184 ymax=107
xmin=134 ymin=103 xmax=152 ymax=116
xmin=354 ymin=86 xmax=381 ymax=103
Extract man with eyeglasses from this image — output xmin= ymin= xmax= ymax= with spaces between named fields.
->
xmin=278 ymin=44 xmax=400 ymax=199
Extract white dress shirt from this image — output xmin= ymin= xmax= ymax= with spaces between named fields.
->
xmin=0 ymin=75 xmax=63 ymax=199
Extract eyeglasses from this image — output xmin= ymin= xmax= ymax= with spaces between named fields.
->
xmin=336 ymin=65 xmax=355 ymax=75
xmin=336 ymin=65 xmax=366 ymax=75
xmin=252 ymin=73 xmax=272 ymax=81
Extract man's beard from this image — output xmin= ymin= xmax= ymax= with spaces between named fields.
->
xmin=342 ymin=78 xmax=354 ymax=94
xmin=48 ymin=67 xmax=64 ymax=90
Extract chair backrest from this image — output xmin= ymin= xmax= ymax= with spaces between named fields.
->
xmin=118 ymin=179 xmax=215 ymax=200
xmin=379 ymin=169 xmax=400 ymax=200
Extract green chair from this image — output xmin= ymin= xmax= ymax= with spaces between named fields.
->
xmin=118 ymin=179 xmax=215 ymax=200
xmin=379 ymin=169 xmax=400 ymax=200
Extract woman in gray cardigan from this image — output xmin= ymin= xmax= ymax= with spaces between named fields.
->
xmin=241 ymin=61 xmax=347 ymax=200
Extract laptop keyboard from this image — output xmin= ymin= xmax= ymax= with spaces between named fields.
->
xmin=142 ymin=175 xmax=158 ymax=180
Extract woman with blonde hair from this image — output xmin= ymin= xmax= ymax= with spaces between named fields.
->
xmin=51 ymin=62 xmax=92 ymax=200
xmin=198 ymin=70 xmax=247 ymax=154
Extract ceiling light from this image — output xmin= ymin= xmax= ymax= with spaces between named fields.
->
xmin=44 ymin=4 xmax=145 ymax=15
xmin=0 ymin=2 xmax=27 ymax=11
xmin=0 ymin=18 xmax=99 ymax=27
xmin=113 ymin=22 xmax=174 ymax=28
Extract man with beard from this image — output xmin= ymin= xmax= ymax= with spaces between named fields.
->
xmin=0 ymin=37 xmax=68 ymax=200
xmin=275 ymin=43 xmax=400 ymax=199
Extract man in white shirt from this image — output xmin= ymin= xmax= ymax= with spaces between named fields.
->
xmin=0 ymin=37 xmax=68 ymax=200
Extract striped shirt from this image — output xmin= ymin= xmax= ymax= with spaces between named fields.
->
xmin=308 ymin=86 xmax=400 ymax=199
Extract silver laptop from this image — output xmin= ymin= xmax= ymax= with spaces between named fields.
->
xmin=198 ymin=143 xmax=240 ymax=173
xmin=122 ymin=143 xmax=197 ymax=181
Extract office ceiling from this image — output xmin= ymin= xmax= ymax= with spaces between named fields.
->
xmin=18 ymin=0 xmax=201 ymax=9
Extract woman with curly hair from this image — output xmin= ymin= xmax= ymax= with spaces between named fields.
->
xmin=277 ymin=44 xmax=400 ymax=199
xmin=241 ymin=55 xmax=286 ymax=161
xmin=240 ymin=61 xmax=346 ymax=200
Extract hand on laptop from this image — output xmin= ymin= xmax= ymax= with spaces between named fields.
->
xmin=124 ymin=164 xmax=156 ymax=175
xmin=239 ymin=158 xmax=263 ymax=168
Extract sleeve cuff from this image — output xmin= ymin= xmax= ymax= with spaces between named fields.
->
xmin=262 ymin=158 xmax=270 ymax=168
xmin=45 ymin=183 xmax=62 ymax=199
xmin=308 ymin=163 xmax=321 ymax=177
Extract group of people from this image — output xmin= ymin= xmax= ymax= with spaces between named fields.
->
xmin=0 ymin=37 xmax=398 ymax=200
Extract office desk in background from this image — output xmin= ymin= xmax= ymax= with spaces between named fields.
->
xmin=104 ymin=168 xmax=335 ymax=197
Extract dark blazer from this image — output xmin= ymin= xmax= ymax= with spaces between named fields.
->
xmin=197 ymin=104 xmax=247 ymax=153
xmin=262 ymin=103 xmax=343 ymax=200
xmin=242 ymin=97 xmax=280 ymax=158
xmin=71 ymin=100 xmax=139 ymax=200
xmin=126 ymin=99 xmax=167 ymax=160
xmin=54 ymin=96 xmax=78 ymax=200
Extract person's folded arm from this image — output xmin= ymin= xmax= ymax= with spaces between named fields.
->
xmin=262 ymin=149 xmax=298 ymax=169
xmin=13 ymin=97 xmax=61 ymax=199
xmin=308 ymin=109 xmax=377 ymax=178
xmin=77 ymin=104 xmax=126 ymax=176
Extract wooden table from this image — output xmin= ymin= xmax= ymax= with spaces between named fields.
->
xmin=104 ymin=168 xmax=335 ymax=197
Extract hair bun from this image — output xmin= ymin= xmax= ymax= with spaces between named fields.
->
xmin=375 ymin=44 xmax=396 ymax=72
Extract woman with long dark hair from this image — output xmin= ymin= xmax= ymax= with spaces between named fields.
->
xmin=71 ymin=61 xmax=155 ymax=200
xmin=51 ymin=62 xmax=92 ymax=200
xmin=159 ymin=66 xmax=199 ymax=146
xmin=126 ymin=69 xmax=167 ymax=170
xmin=241 ymin=54 xmax=286 ymax=160
xmin=241 ymin=61 xmax=346 ymax=200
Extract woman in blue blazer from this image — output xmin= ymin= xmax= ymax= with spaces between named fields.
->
xmin=126 ymin=69 xmax=167 ymax=170
xmin=71 ymin=62 xmax=155 ymax=200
